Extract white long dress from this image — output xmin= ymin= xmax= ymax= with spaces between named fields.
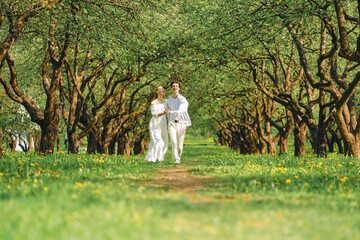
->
xmin=144 ymin=103 xmax=169 ymax=162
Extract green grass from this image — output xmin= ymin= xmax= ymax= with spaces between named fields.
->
xmin=1 ymin=135 xmax=360 ymax=240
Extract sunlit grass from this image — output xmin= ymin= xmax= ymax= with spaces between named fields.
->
xmin=0 ymin=136 xmax=360 ymax=240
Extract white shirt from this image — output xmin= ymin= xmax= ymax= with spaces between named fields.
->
xmin=167 ymin=94 xmax=191 ymax=127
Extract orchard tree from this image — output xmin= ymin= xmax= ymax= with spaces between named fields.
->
xmin=0 ymin=0 xmax=153 ymax=155
xmin=278 ymin=0 xmax=360 ymax=157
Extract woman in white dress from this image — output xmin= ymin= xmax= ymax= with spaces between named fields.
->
xmin=144 ymin=86 xmax=169 ymax=162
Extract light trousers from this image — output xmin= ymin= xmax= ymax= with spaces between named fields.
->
xmin=168 ymin=121 xmax=187 ymax=162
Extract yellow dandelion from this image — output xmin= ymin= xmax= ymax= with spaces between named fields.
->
xmin=76 ymin=182 xmax=83 ymax=187
xmin=93 ymin=190 xmax=100 ymax=195
xmin=294 ymin=176 xmax=299 ymax=179
xmin=7 ymin=185 xmax=11 ymax=189
xmin=285 ymin=179 xmax=291 ymax=184
xmin=329 ymin=185 xmax=333 ymax=189
xmin=43 ymin=187 xmax=48 ymax=192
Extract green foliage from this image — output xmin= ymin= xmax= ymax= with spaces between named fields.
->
xmin=2 ymin=0 xmax=360 ymax=156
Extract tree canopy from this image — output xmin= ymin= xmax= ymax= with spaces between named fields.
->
xmin=2 ymin=0 xmax=360 ymax=158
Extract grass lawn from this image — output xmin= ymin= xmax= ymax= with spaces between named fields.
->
xmin=0 ymin=135 xmax=360 ymax=240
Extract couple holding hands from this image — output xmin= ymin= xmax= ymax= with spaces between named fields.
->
xmin=145 ymin=81 xmax=191 ymax=163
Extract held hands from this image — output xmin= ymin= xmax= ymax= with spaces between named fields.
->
xmin=164 ymin=109 xmax=170 ymax=115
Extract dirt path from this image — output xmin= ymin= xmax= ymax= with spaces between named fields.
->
xmin=148 ymin=167 xmax=211 ymax=191
xmin=144 ymin=166 xmax=236 ymax=203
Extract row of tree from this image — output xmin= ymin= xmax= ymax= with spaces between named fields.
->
xmin=2 ymin=0 xmax=360 ymax=159
xmin=187 ymin=0 xmax=360 ymax=158
xmin=0 ymin=0 xmax=189 ymax=155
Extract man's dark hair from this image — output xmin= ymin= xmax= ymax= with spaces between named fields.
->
xmin=170 ymin=81 xmax=182 ymax=89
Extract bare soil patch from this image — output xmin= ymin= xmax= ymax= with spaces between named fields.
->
xmin=144 ymin=166 xmax=240 ymax=203
xmin=149 ymin=167 xmax=211 ymax=191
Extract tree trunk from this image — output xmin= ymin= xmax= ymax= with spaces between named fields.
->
xmin=257 ymin=138 xmax=266 ymax=154
xmin=97 ymin=133 xmax=112 ymax=154
xmin=33 ymin=133 xmax=41 ymax=152
xmin=38 ymin=100 xmax=62 ymax=155
xmin=278 ymin=114 xmax=293 ymax=155
xmin=327 ymin=129 xmax=343 ymax=154
xmin=87 ymin=129 xmax=98 ymax=154
xmin=278 ymin=131 xmax=290 ymax=154
xmin=39 ymin=123 xmax=58 ymax=154
xmin=307 ymin=124 xmax=327 ymax=157
xmin=108 ymin=136 xmax=117 ymax=155
xmin=117 ymin=132 xmax=131 ymax=155
xmin=67 ymin=131 xmax=80 ymax=154
xmin=334 ymin=109 xmax=360 ymax=158
xmin=97 ymin=120 xmax=117 ymax=154
xmin=311 ymin=127 xmax=328 ymax=157
xmin=26 ymin=134 xmax=33 ymax=153
xmin=133 ymin=134 xmax=146 ymax=155
xmin=293 ymin=121 xmax=307 ymax=157
xmin=56 ymin=135 xmax=61 ymax=152
xmin=267 ymin=141 xmax=277 ymax=155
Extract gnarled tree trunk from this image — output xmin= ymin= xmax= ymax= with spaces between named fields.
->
xmin=293 ymin=121 xmax=307 ymax=157
xmin=117 ymin=132 xmax=131 ymax=155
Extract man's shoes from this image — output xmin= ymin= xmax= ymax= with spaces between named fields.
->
xmin=175 ymin=159 xmax=181 ymax=164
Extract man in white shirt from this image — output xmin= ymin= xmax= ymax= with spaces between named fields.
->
xmin=165 ymin=81 xmax=191 ymax=163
